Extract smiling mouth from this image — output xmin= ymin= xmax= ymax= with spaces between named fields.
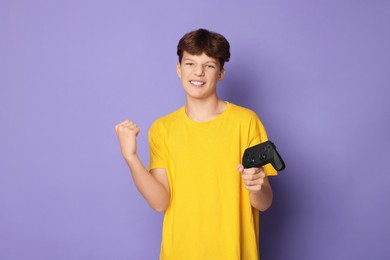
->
xmin=190 ymin=80 xmax=206 ymax=86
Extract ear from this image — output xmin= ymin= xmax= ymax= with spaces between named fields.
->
xmin=218 ymin=69 xmax=226 ymax=82
xmin=176 ymin=62 xmax=182 ymax=79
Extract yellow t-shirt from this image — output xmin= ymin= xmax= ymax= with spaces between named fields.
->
xmin=148 ymin=102 xmax=277 ymax=260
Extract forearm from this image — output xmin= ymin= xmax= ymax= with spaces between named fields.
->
xmin=250 ymin=178 xmax=273 ymax=212
xmin=125 ymin=155 xmax=170 ymax=212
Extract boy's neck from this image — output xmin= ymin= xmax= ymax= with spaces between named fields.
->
xmin=185 ymin=97 xmax=227 ymax=122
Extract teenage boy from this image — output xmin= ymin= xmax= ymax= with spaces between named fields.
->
xmin=115 ymin=28 xmax=277 ymax=260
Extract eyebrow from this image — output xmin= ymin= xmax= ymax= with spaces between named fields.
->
xmin=182 ymin=58 xmax=218 ymax=65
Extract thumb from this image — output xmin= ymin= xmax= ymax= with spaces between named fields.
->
xmin=237 ymin=164 xmax=244 ymax=173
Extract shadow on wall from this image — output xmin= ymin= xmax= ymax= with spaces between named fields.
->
xmin=221 ymin=62 xmax=300 ymax=259
xmin=260 ymin=163 xmax=298 ymax=259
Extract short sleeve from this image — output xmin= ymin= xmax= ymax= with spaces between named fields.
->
xmin=148 ymin=121 xmax=168 ymax=171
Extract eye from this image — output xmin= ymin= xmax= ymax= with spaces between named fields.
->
xmin=184 ymin=62 xmax=194 ymax=66
xmin=205 ymin=64 xmax=216 ymax=69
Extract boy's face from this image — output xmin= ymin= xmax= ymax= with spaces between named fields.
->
xmin=176 ymin=51 xmax=225 ymax=101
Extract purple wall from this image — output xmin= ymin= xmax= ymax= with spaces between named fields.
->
xmin=1 ymin=1 xmax=389 ymax=259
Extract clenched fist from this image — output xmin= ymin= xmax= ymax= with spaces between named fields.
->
xmin=115 ymin=120 xmax=140 ymax=160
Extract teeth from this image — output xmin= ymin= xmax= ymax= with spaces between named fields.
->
xmin=190 ymin=81 xmax=205 ymax=86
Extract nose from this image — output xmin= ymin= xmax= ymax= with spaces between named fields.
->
xmin=194 ymin=65 xmax=205 ymax=76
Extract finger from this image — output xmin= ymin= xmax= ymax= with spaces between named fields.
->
xmin=256 ymin=168 xmax=266 ymax=179
xmin=245 ymin=177 xmax=264 ymax=186
xmin=115 ymin=119 xmax=130 ymax=129
xmin=133 ymin=126 xmax=140 ymax=136
xmin=242 ymin=173 xmax=262 ymax=181
xmin=122 ymin=120 xmax=134 ymax=126
xmin=242 ymin=167 xmax=258 ymax=175
xmin=244 ymin=180 xmax=255 ymax=186
xmin=244 ymin=178 xmax=264 ymax=191
xmin=242 ymin=170 xmax=266 ymax=181
xmin=237 ymin=164 xmax=244 ymax=173
xmin=244 ymin=166 xmax=265 ymax=175
xmin=121 ymin=120 xmax=139 ymax=131
xmin=243 ymin=175 xmax=260 ymax=181
xmin=245 ymin=184 xmax=262 ymax=192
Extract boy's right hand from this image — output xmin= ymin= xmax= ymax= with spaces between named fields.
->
xmin=115 ymin=120 xmax=140 ymax=161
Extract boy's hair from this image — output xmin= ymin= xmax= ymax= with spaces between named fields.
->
xmin=177 ymin=28 xmax=230 ymax=69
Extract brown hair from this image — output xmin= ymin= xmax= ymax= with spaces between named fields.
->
xmin=177 ymin=28 xmax=230 ymax=68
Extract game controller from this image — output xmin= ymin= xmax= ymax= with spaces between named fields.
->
xmin=242 ymin=141 xmax=286 ymax=171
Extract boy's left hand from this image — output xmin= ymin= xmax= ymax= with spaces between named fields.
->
xmin=237 ymin=164 xmax=266 ymax=193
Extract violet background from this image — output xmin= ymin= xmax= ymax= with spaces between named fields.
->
xmin=1 ymin=0 xmax=389 ymax=259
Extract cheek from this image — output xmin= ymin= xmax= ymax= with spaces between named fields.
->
xmin=179 ymin=68 xmax=192 ymax=78
xmin=213 ymin=73 xmax=221 ymax=81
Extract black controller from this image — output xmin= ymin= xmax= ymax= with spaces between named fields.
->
xmin=242 ymin=141 xmax=285 ymax=171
